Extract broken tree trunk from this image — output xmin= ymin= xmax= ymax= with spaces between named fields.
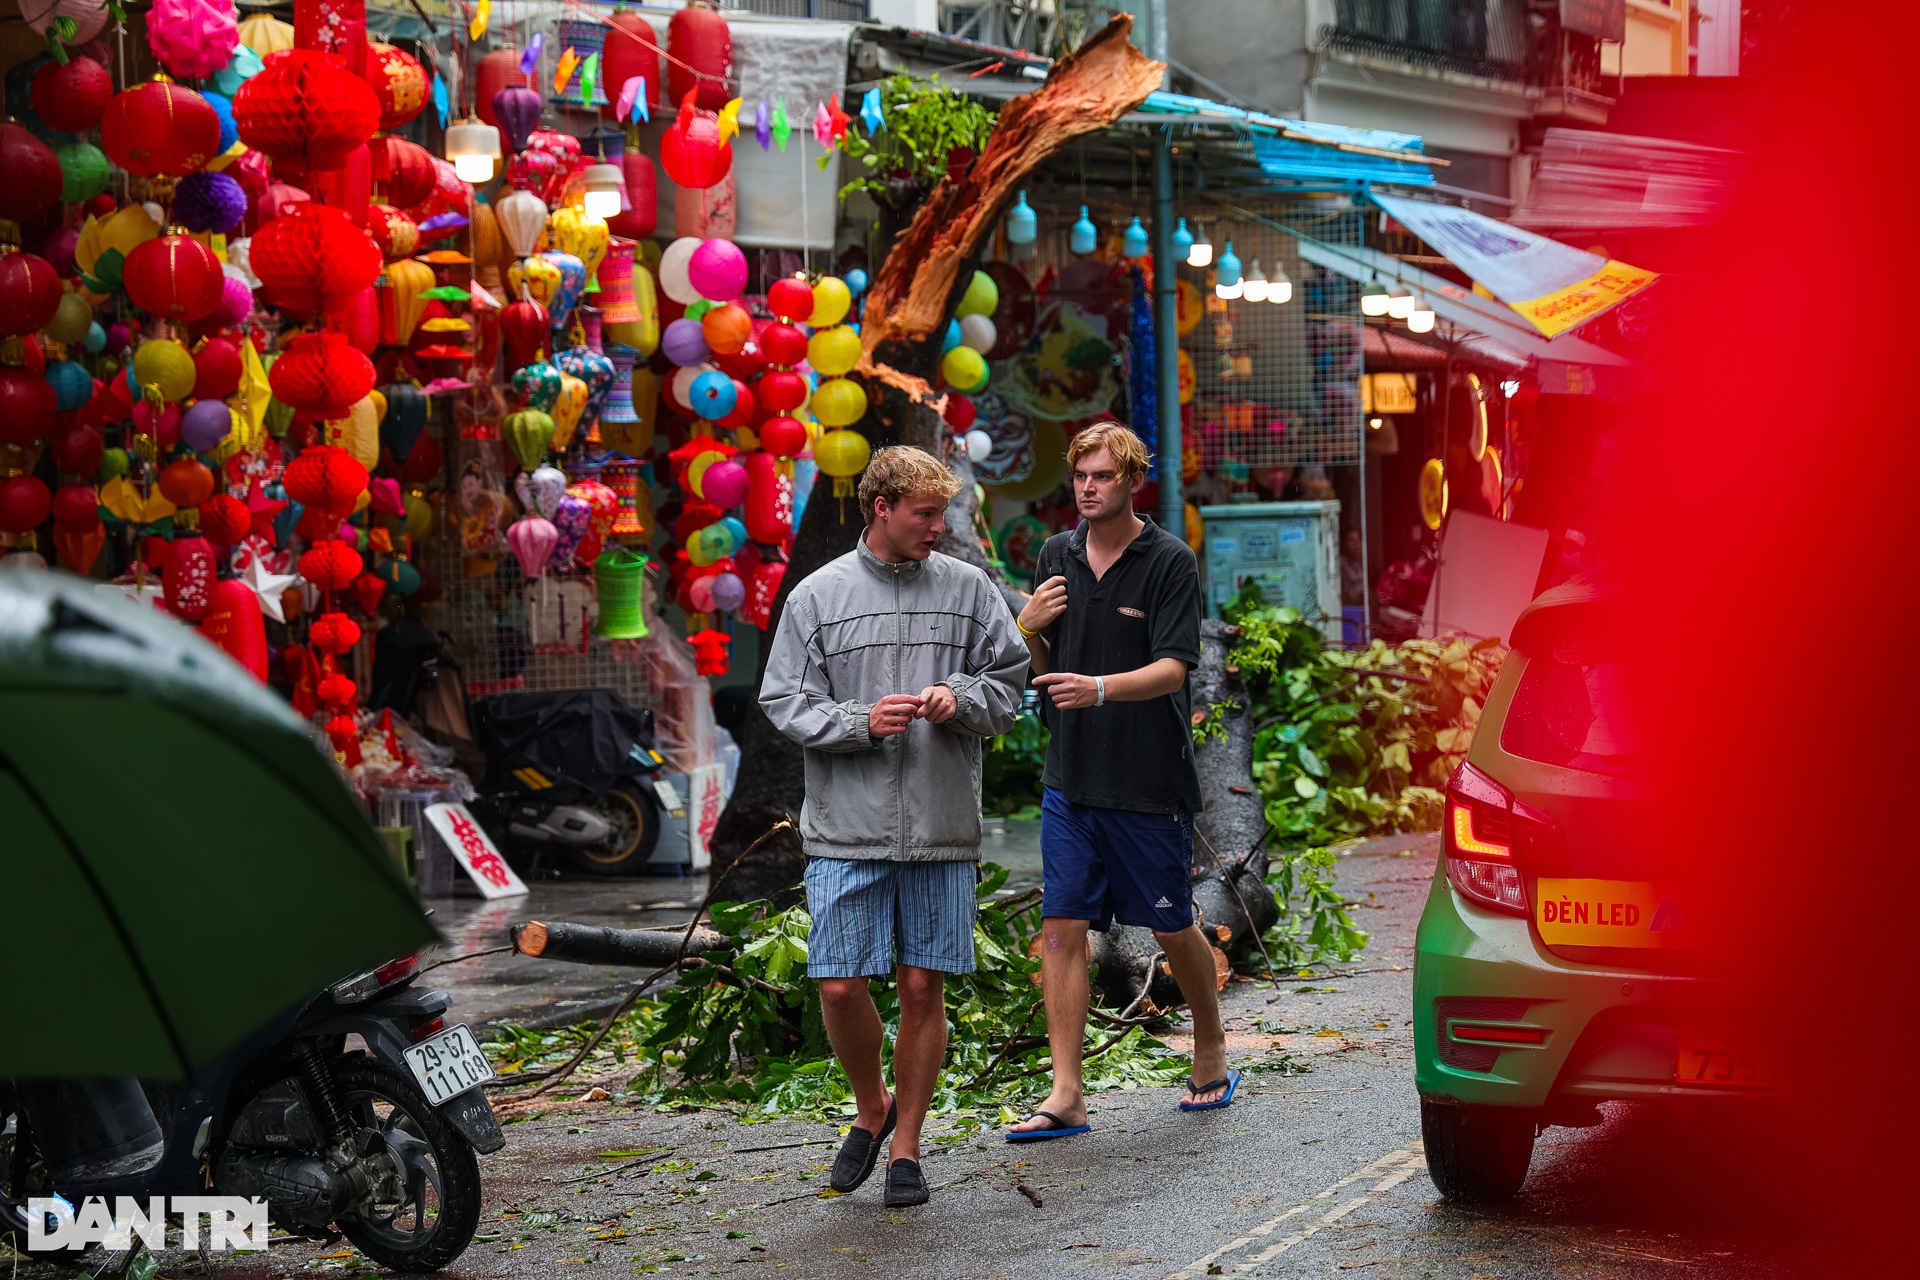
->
xmin=705 ymin=16 xmax=1166 ymax=902
xmin=511 ymin=920 xmax=730 ymax=967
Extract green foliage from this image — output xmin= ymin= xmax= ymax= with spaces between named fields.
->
xmin=1223 ymin=585 xmax=1504 ymax=849
xmin=982 ymin=708 xmax=1048 ymax=817
xmin=1264 ymin=845 xmax=1368 ymax=967
xmin=828 ymin=74 xmax=999 ymax=207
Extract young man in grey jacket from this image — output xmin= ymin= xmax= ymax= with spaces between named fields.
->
xmin=760 ymin=445 xmax=1027 ymax=1207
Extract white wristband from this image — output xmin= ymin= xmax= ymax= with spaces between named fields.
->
xmin=1094 ymin=676 xmax=1106 ymax=706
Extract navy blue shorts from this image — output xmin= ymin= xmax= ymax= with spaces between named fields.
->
xmin=1039 ymin=787 xmax=1195 ymax=933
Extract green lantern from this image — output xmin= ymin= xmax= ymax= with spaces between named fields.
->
xmin=505 ymin=409 xmax=555 ymax=472
xmin=57 ymin=143 xmax=110 ymax=204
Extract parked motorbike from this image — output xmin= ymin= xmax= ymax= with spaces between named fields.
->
xmin=468 ymin=689 xmax=674 ymax=876
xmin=1 ymin=954 xmax=502 ymax=1272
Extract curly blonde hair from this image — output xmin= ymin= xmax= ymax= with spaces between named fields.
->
xmin=858 ymin=445 xmax=963 ymax=524
xmin=1066 ymin=420 xmax=1152 ymax=481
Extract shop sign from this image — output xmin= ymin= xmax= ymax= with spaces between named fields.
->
xmin=1363 ymin=373 xmax=1419 ymax=415
xmin=425 ymin=802 xmax=529 ymax=899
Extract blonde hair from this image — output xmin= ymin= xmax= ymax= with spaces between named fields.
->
xmin=1066 ymin=420 xmax=1151 ymax=481
xmin=858 ymin=445 xmax=962 ymax=524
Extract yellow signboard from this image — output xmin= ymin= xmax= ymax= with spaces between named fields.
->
xmin=1362 ymin=373 xmax=1419 ymax=415
xmin=1509 ymin=261 xmax=1660 ymax=339
xmin=1534 ymin=878 xmax=1698 ymax=949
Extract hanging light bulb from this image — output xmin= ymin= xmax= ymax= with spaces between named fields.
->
xmin=1006 ymin=190 xmax=1037 ymax=245
xmin=1268 ymin=264 xmax=1292 ymax=304
xmin=1188 ymin=222 xmax=1212 ymax=267
xmin=1122 ymin=216 xmax=1149 ymax=259
xmin=1360 ymin=277 xmax=1390 ymax=317
xmin=1172 ymin=217 xmax=1194 ymax=261
xmin=1241 ymin=259 xmax=1269 ymax=303
xmin=1407 ymin=297 xmax=1436 ymax=333
xmin=1214 ymin=240 xmax=1242 ymax=299
xmin=1070 ymin=205 xmax=1098 ymax=255
xmin=582 ymin=162 xmax=625 ymax=220
xmin=445 ymin=118 xmax=502 ymax=183
xmin=1387 ymin=281 xmax=1416 ymax=320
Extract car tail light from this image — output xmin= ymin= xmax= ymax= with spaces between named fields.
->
xmin=1444 ymin=761 xmax=1527 ymax=915
xmin=329 ymin=952 xmax=422 ymax=1004
xmin=1450 ymin=1024 xmax=1546 ymax=1046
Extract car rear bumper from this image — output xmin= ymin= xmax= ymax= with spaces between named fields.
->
xmin=1413 ymin=867 xmax=1779 ymax=1109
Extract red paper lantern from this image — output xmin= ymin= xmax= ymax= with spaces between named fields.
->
xmin=500 ymin=298 xmax=549 ymax=368
xmin=367 ymin=203 xmax=418 ymax=261
xmin=660 ymin=99 xmax=731 ymax=191
xmin=318 ymin=672 xmax=358 ymax=708
xmin=32 ymin=56 xmax=113 ymax=133
xmin=743 ymin=449 xmax=792 ymax=545
xmin=100 ymin=79 xmax=222 ymax=179
xmin=54 ymin=525 xmax=105 ymax=574
xmin=759 ymin=415 xmax=808 ymax=459
xmin=364 ymin=42 xmax=428 ymax=132
xmin=0 ymin=250 xmax=61 ymax=337
xmin=600 ymin=11 xmax=661 ymax=121
xmin=299 ymin=539 xmax=363 ymax=591
xmin=606 ymin=150 xmax=657 ymax=240
xmin=158 ymin=458 xmax=216 ymax=508
xmin=270 ymin=331 xmax=375 ymax=418
xmin=368 ymin=135 xmax=437 ymax=208
xmin=0 ymin=368 xmax=57 ymax=446
xmin=0 ymin=476 xmax=50 ymax=534
xmin=768 ymin=277 xmax=814 ymax=324
xmin=200 ymin=576 xmax=268 ymax=681
xmin=164 ymin=532 xmax=218 ymax=622
xmin=283 ymin=443 xmax=370 ymax=511
xmin=50 ymin=481 xmax=101 ymax=535
xmin=123 ymin=234 xmax=225 ymax=323
xmin=51 ymin=421 xmax=104 ymax=476
xmin=199 ymin=492 xmax=250 ymax=544
xmin=668 ymin=3 xmax=733 ymax=112
xmin=352 ymin=570 xmax=386 ymax=617
xmin=0 ymin=123 xmax=62 ymax=225
xmin=192 ymin=337 xmax=244 ymax=401
xmin=757 ymin=368 xmax=808 ymax=414
xmin=309 ymin=609 xmax=362 ymax=654
xmin=474 ymin=48 xmax=521 ymax=128
xmin=234 ymin=49 xmax=381 ymax=174
xmin=250 ymin=203 xmax=383 ymax=314
xmin=759 ymin=322 xmax=807 ymax=366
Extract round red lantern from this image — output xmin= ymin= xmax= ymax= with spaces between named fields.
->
xmin=759 ymin=415 xmax=808 ymax=459
xmin=318 ymin=672 xmax=358 ymax=709
xmin=660 ymin=102 xmax=731 ymax=191
xmin=0 ymin=123 xmax=62 ymax=225
xmin=164 ymin=532 xmax=218 ymax=621
xmin=367 ymin=204 xmax=418 ymax=261
xmin=758 ymin=368 xmax=808 ymax=414
xmin=270 ymin=331 xmax=375 ymax=418
xmin=474 ymin=48 xmax=522 ymax=128
xmin=51 ymin=421 xmax=104 ymax=476
xmin=501 ymin=298 xmax=549 ymax=368
xmin=759 ymin=322 xmax=807 ymax=367
xmin=768 ymin=277 xmax=814 ymax=324
xmin=157 ymin=458 xmax=215 ymax=508
xmin=234 ymin=49 xmax=381 ymax=174
xmin=600 ymin=11 xmax=661 ymax=121
xmin=100 ymin=79 xmax=222 ymax=179
xmin=943 ymin=393 xmax=976 ymax=430
xmin=364 ymin=42 xmax=428 ymax=133
xmin=283 ymin=443 xmax=370 ymax=512
xmin=0 ymin=368 xmax=57 ymax=446
xmin=51 ymin=483 xmax=102 ymax=532
xmin=32 ymin=56 xmax=113 ymax=133
xmin=309 ymin=609 xmax=362 ymax=654
xmin=192 ymin=337 xmax=244 ymax=401
xmin=0 ymin=250 xmax=61 ymax=337
xmin=199 ymin=492 xmax=249 ymax=544
xmin=299 ymin=539 xmax=363 ymax=591
xmin=122 ymin=233 xmax=225 ymax=323
xmin=668 ymin=2 xmax=733 ymax=112
xmin=0 ymin=476 xmax=51 ymax=534
xmin=250 ymin=203 xmax=383 ymax=314
xmin=606 ymin=149 xmax=657 ymax=240
xmin=369 ymin=135 xmax=437 ymax=208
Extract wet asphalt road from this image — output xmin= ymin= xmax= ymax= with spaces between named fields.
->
xmin=213 ymin=835 xmax=1815 ymax=1280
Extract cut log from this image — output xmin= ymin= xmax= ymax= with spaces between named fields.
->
xmin=511 ymin=920 xmax=729 ymax=968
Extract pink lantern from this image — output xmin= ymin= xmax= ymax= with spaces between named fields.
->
xmin=508 ymin=516 xmax=559 ymax=579
xmin=686 ymin=237 xmax=747 ymax=302
xmin=147 ymin=0 xmax=240 ymax=81
xmin=698 ymin=456 xmax=747 ymax=508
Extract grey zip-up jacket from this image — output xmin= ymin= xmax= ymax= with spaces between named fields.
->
xmin=760 ymin=539 xmax=1028 ymax=862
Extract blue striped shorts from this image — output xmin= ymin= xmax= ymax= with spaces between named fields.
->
xmin=803 ymin=857 xmax=979 ymax=978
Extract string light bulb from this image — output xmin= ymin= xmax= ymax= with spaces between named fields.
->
xmin=1241 ymin=259 xmax=1269 ymax=303
xmin=582 ymin=162 xmax=625 ymax=220
xmin=1387 ymin=282 xmax=1416 ymax=320
xmin=1188 ymin=222 xmax=1213 ymax=267
xmin=1360 ymin=277 xmax=1390 ymax=317
xmin=1268 ymin=264 xmax=1292 ymax=304
xmin=444 ymin=118 xmax=501 ymax=183
xmin=1408 ymin=297 xmax=1436 ymax=333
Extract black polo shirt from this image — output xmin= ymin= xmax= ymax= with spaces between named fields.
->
xmin=1032 ymin=516 xmax=1203 ymax=815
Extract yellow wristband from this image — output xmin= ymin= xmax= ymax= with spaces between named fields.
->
xmin=1016 ymin=617 xmax=1036 ymax=638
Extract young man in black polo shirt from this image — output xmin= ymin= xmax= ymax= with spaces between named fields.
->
xmin=1005 ymin=422 xmax=1236 ymax=1142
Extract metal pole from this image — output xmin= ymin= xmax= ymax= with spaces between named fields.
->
xmin=1153 ymin=127 xmax=1184 ymax=537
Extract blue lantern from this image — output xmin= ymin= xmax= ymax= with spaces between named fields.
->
xmin=1006 ymin=190 xmax=1037 ymax=245
xmin=1070 ymin=205 xmax=1097 ymax=256
xmin=844 ymin=267 xmax=869 ymax=298
xmin=1122 ymin=216 xmax=1149 ymax=259
xmin=1215 ymin=241 xmax=1242 ymax=288
xmin=940 ymin=319 xmax=962 ymax=355
xmin=84 ymin=322 xmax=106 ymax=354
xmin=1172 ymin=217 xmax=1193 ymax=261
xmin=689 ymin=370 xmax=737 ymax=420
xmin=45 ymin=360 xmax=92 ymax=412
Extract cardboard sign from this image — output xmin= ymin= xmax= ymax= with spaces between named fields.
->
xmin=424 ymin=802 xmax=529 ymax=899
xmin=684 ymin=763 xmax=727 ymax=871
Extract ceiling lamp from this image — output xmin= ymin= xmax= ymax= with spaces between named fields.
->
xmin=1172 ymin=217 xmax=1193 ymax=261
xmin=582 ymin=162 xmax=625 ymax=220
xmin=1122 ymin=216 xmax=1149 ymax=259
xmin=1267 ymin=264 xmax=1292 ymax=304
xmin=1006 ymin=190 xmax=1037 ymax=245
xmin=444 ymin=118 xmax=501 ymax=183
xmin=1188 ymin=222 xmax=1212 ymax=267
xmin=1407 ymin=296 xmax=1436 ymax=333
xmin=1387 ymin=281 xmax=1416 ymax=320
xmin=1070 ymin=205 xmax=1097 ymax=255
xmin=1241 ymin=259 xmax=1268 ymax=303
xmin=1214 ymin=241 xmax=1242 ymax=299
xmin=1360 ymin=277 xmax=1390 ymax=317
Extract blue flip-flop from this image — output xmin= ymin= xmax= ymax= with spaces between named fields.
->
xmin=1005 ymin=1109 xmax=1091 ymax=1142
xmin=1179 ymin=1069 xmax=1242 ymax=1112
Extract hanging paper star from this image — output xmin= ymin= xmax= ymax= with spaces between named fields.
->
xmin=717 ymin=96 xmax=743 ymax=144
xmin=469 ymin=0 xmax=490 ymax=43
xmin=771 ymin=98 xmax=791 ymax=151
xmin=520 ymin=34 xmax=544 ymax=77
xmin=616 ymin=75 xmax=649 ymax=124
xmin=578 ymin=52 xmax=598 ymax=106
xmin=860 ymin=86 xmax=884 ymax=135
xmin=812 ymin=100 xmax=833 ymax=149
xmin=241 ymin=548 xmax=299 ymax=624
xmin=431 ymin=73 xmax=449 ymax=128
xmin=827 ymin=97 xmax=851 ymax=143
xmin=244 ymin=481 xmax=287 ymax=545
xmin=754 ymin=98 xmax=771 ymax=150
xmin=554 ymin=46 xmax=579 ymax=96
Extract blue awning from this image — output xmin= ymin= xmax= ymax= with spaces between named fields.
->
xmin=1135 ymin=93 xmax=1437 ymax=187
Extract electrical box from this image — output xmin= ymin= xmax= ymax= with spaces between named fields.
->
xmin=1198 ymin=500 xmax=1343 ymax=638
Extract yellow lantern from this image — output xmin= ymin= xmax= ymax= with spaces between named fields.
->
xmin=810 ymin=377 xmax=867 ymax=429
xmin=941 ymin=345 xmax=986 ymax=392
xmin=404 ymin=492 xmax=434 ymax=539
xmin=551 ymin=373 xmax=590 ymax=450
xmin=507 ymin=254 xmax=562 ymax=310
xmin=603 ymin=262 xmax=660 ymax=356
xmin=133 ymin=339 xmax=195 ymax=404
xmin=383 ymin=258 xmax=435 ymax=344
xmin=327 ymin=396 xmax=381 ymax=470
xmin=814 ymin=427 xmax=871 ymax=499
xmin=810 ymin=276 xmax=852 ymax=327
xmin=807 ymin=325 xmax=862 ymax=378
xmin=548 ymin=206 xmax=610 ymax=292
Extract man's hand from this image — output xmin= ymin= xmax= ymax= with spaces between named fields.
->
xmin=1019 ymin=575 xmax=1068 ymax=634
xmin=916 ymin=684 xmax=958 ymax=724
xmin=868 ymin=693 xmax=925 ymax=738
xmin=1032 ymin=672 xmax=1100 ymax=710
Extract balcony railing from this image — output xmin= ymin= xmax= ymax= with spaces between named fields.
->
xmin=1325 ymin=0 xmax=1530 ymax=83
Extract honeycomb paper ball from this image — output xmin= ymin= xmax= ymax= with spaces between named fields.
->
xmin=234 ymin=49 xmax=380 ymax=173
xmin=173 ymin=171 xmax=249 ymax=235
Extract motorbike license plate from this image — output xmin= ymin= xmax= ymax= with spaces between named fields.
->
xmin=1674 ymin=1025 xmax=1777 ymax=1089
xmin=403 ymin=1023 xmax=495 ymax=1106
